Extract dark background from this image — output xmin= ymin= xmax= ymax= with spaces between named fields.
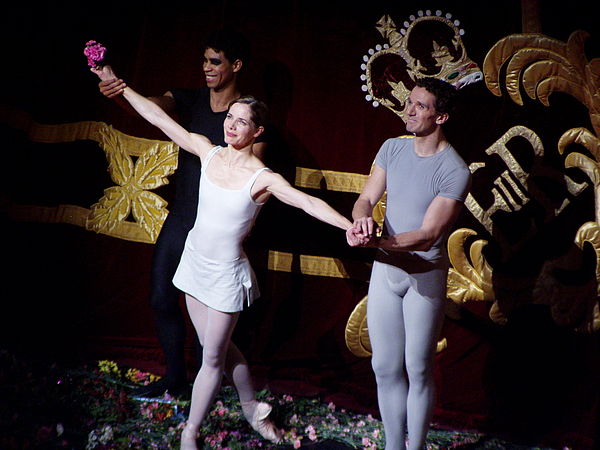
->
xmin=1 ymin=1 xmax=599 ymax=448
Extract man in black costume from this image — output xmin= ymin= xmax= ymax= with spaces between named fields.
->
xmin=98 ymin=29 xmax=266 ymax=397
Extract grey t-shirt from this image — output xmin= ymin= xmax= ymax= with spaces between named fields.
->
xmin=374 ymin=136 xmax=471 ymax=266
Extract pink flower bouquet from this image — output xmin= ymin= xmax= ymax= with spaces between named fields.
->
xmin=84 ymin=40 xmax=106 ymax=68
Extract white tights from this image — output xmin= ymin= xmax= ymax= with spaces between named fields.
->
xmin=367 ymin=261 xmax=446 ymax=450
xmin=184 ymin=295 xmax=257 ymax=432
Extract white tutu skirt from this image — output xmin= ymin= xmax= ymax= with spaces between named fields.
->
xmin=173 ymin=247 xmax=260 ymax=313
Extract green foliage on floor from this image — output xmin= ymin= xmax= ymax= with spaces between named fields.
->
xmin=0 ymin=350 xmax=555 ymax=449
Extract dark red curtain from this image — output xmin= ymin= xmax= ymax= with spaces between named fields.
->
xmin=1 ymin=2 xmax=599 ymax=449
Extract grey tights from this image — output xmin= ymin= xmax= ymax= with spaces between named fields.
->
xmin=367 ymin=261 xmax=446 ymax=450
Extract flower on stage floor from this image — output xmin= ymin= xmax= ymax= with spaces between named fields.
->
xmin=98 ymin=359 xmax=121 ymax=378
xmin=139 ymin=399 xmax=176 ymax=422
xmin=125 ymin=367 xmax=161 ymax=385
xmin=5 ymin=352 xmax=521 ymax=450
xmin=209 ymin=400 xmax=232 ymax=418
xmin=305 ymin=424 xmax=318 ymax=441
xmin=84 ymin=40 xmax=106 ymax=68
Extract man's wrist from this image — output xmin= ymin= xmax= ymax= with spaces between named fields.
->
xmin=374 ymin=234 xmax=391 ymax=249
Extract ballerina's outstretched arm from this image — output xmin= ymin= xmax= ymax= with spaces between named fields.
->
xmin=91 ymin=65 xmax=213 ymax=162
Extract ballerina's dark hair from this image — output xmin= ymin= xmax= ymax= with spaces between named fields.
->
xmin=229 ymin=96 xmax=269 ymax=128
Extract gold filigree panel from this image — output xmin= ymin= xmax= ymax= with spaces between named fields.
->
xmin=482 ymin=30 xmax=600 ymax=332
xmin=345 ymin=26 xmax=600 ymax=350
xmin=466 ymin=126 xmax=588 ymax=235
xmin=484 ymin=31 xmax=600 ymax=136
xmin=3 ymin=26 xmax=599 ymax=365
xmin=446 ymin=229 xmax=494 ymax=304
xmin=2 ymin=106 xmax=178 ymax=244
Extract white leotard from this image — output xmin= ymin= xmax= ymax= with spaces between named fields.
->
xmin=173 ymin=146 xmax=269 ymax=312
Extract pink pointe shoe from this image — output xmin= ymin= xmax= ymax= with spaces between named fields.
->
xmin=242 ymin=401 xmax=284 ymax=443
xmin=180 ymin=424 xmax=200 ymax=450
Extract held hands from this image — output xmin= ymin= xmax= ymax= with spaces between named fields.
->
xmin=346 ymin=227 xmax=369 ymax=246
xmin=346 ymin=216 xmax=381 ymax=247
xmin=91 ymin=65 xmax=127 ymax=98
xmin=99 ymin=78 xmax=127 ymax=98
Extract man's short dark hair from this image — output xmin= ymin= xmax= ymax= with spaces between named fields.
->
xmin=415 ymin=77 xmax=458 ymax=115
xmin=205 ymin=29 xmax=250 ymax=64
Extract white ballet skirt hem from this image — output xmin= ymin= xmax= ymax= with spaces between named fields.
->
xmin=173 ymin=248 xmax=260 ymax=313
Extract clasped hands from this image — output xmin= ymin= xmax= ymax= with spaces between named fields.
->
xmin=346 ymin=216 xmax=381 ymax=247
xmin=91 ymin=64 xmax=127 ymax=98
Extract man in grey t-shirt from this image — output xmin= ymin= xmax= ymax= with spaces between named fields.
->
xmin=348 ymin=78 xmax=471 ymax=450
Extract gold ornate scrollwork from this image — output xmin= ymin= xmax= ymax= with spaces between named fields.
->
xmin=572 ymin=223 xmax=600 ymax=331
xmin=345 ymin=296 xmax=372 ymax=357
xmin=559 ymin=127 xmax=600 ymax=219
xmin=466 ymin=126 xmax=543 ymax=234
xmin=558 ymin=128 xmax=600 ymax=331
xmin=575 ymin=222 xmax=600 ymax=283
xmin=88 ymin=125 xmax=178 ymax=242
xmin=484 ymin=31 xmax=600 ymax=135
xmin=483 ymin=30 xmax=600 ymax=332
xmin=445 ymin=228 xmax=506 ymax=326
xmin=446 ymin=228 xmax=494 ymax=304
xmin=3 ymin=111 xmax=179 ymax=244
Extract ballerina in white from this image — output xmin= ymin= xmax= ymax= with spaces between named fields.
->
xmin=91 ymin=64 xmax=363 ymax=449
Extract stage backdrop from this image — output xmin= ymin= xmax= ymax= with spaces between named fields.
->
xmin=1 ymin=2 xmax=599 ymax=449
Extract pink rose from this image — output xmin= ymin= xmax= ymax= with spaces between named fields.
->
xmin=84 ymin=40 xmax=107 ymax=68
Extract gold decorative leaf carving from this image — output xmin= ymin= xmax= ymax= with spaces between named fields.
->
xmin=484 ymin=31 xmax=600 ymax=135
xmin=559 ymin=127 xmax=600 ymax=159
xmin=87 ymin=124 xmax=178 ymax=242
xmin=566 ymin=222 xmax=600 ymax=331
xmin=575 ymin=222 xmax=600 ymax=269
xmin=135 ymin=142 xmax=179 ymax=190
xmin=98 ymin=124 xmax=134 ymax=186
xmin=447 ymin=228 xmax=494 ymax=304
xmin=1 ymin=109 xmax=179 ymax=244
xmin=345 ymin=296 xmax=372 ymax=357
xmin=131 ymin=191 xmax=169 ymax=243
xmin=87 ymin=186 xmax=131 ymax=234
xmin=560 ymin=128 xmax=600 ymax=227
